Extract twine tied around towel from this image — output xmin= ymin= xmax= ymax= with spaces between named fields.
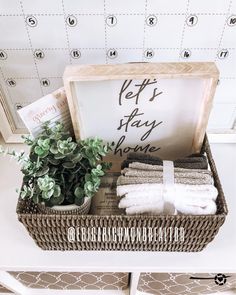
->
xmin=162 ymin=161 xmax=177 ymax=215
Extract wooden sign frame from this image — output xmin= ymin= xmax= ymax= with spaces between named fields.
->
xmin=0 ymin=88 xmax=68 ymax=143
xmin=0 ymin=89 xmax=27 ymax=143
xmin=63 ymin=62 xmax=219 ymax=166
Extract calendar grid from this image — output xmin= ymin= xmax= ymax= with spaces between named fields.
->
xmin=61 ymin=0 xmax=72 ymax=65
xmin=141 ymin=0 xmax=148 ymax=62
xmin=2 ymin=47 xmax=236 ymax=50
xmin=0 ymin=0 xmax=236 ymax=132
xmin=214 ymin=0 xmax=233 ymax=61
xmin=0 ymin=13 xmax=234 ymax=16
xmin=0 ymin=65 xmax=14 ymax=107
xmin=103 ymin=0 xmax=108 ymax=64
xmin=19 ymin=0 xmax=43 ymax=96
xmin=179 ymin=0 xmax=190 ymax=61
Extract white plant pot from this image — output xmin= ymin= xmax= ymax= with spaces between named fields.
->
xmin=51 ymin=203 xmax=81 ymax=211
xmin=38 ymin=197 xmax=91 ymax=215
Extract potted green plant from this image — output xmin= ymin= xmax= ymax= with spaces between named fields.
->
xmin=0 ymin=121 xmax=112 ymax=214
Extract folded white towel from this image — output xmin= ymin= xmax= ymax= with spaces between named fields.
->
xmin=126 ymin=204 xmax=166 ymax=215
xmin=125 ymin=200 xmax=217 ymax=215
xmin=117 ymin=183 xmax=218 ymax=215
xmin=176 ymin=198 xmax=217 ymax=214
xmin=119 ymin=191 xmax=217 ymax=208
xmin=117 ymin=183 xmax=218 ymax=198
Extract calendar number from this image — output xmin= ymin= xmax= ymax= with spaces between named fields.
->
xmin=186 ymin=15 xmax=198 ymax=27
xmin=181 ymin=49 xmax=191 ymax=59
xmin=40 ymin=78 xmax=50 ymax=87
xmin=66 ymin=15 xmax=77 ymax=27
xmin=227 ymin=15 xmax=236 ymax=26
xmin=34 ymin=49 xmax=45 ymax=59
xmin=6 ymin=79 xmax=16 ymax=87
xmin=144 ymin=49 xmax=154 ymax=59
xmin=218 ymin=49 xmax=229 ymax=59
xmin=70 ymin=49 xmax=81 ymax=59
xmin=26 ymin=16 xmax=37 ymax=27
xmin=0 ymin=50 xmax=7 ymax=60
xmin=107 ymin=49 xmax=118 ymax=59
xmin=146 ymin=15 xmax=157 ymax=27
xmin=106 ymin=15 xmax=117 ymax=27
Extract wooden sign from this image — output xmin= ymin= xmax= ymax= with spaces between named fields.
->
xmin=63 ymin=62 xmax=219 ymax=169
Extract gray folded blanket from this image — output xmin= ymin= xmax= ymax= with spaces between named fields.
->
xmin=121 ymin=152 xmax=208 ymax=170
xmin=122 ymin=164 xmax=212 ymax=174
xmin=117 ymin=164 xmax=213 ymax=186
xmin=117 ymin=175 xmax=213 ymax=186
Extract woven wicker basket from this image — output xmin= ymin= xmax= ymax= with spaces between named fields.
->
xmin=16 ymin=137 xmax=228 ymax=252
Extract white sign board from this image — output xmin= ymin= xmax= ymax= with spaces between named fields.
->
xmin=63 ymin=63 xmax=219 ymax=169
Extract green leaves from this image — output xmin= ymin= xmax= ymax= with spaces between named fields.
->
xmin=38 ymin=176 xmax=61 ymax=200
xmin=34 ymin=146 xmax=49 ymax=158
xmin=53 ymin=185 xmax=61 ymax=198
xmin=91 ymin=164 xmax=105 ymax=177
xmin=57 ymin=138 xmax=77 ymax=155
xmin=20 ymin=185 xmax=32 ymax=199
xmin=47 ymin=157 xmax=60 ymax=165
xmin=74 ymin=186 xmax=84 ymax=198
xmin=80 ymin=137 xmax=112 ymax=168
xmin=62 ymin=162 xmax=76 ymax=169
xmin=34 ymin=138 xmax=51 ymax=158
xmin=83 ymin=171 xmax=101 ymax=198
xmin=35 ymin=166 xmax=49 ymax=177
xmin=68 ymin=152 xmax=82 ymax=163
xmin=1 ymin=120 xmax=112 ymax=207
xmin=37 ymin=175 xmax=55 ymax=191
xmin=42 ymin=189 xmax=54 ymax=200
xmin=49 ymin=144 xmax=58 ymax=155
xmin=74 ymin=187 xmax=85 ymax=206
xmin=38 ymin=138 xmax=50 ymax=150
xmin=49 ymin=194 xmax=64 ymax=206
xmin=21 ymin=135 xmax=34 ymax=146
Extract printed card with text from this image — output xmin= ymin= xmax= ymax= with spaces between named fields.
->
xmin=17 ymin=87 xmax=73 ymax=137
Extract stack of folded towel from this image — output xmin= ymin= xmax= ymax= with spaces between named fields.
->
xmin=116 ymin=153 xmax=218 ymax=215
xmin=121 ymin=152 xmax=208 ymax=170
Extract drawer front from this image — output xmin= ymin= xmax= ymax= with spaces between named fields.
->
xmin=138 ymin=273 xmax=236 ymax=295
xmin=8 ymin=272 xmax=129 ymax=290
xmin=0 ymin=284 xmax=11 ymax=293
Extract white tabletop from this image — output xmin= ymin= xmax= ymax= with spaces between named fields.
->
xmin=0 ymin=137 xmax=235 ymax=273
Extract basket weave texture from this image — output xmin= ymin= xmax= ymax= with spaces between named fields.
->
xmin=16 ymin=137 xmax=228 ymax=252
xmin=38 ymin=197 xmax=91 ymax=215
